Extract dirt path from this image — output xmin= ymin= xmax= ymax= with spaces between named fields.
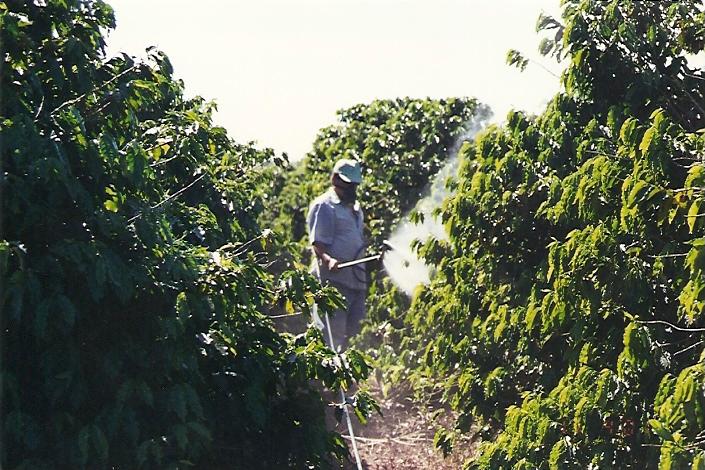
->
xmin=335 ymin=383 xmax=479 ymax=469
xmin=273 ymin=318 xmax=480 ymax=468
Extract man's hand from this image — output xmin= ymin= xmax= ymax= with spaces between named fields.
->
xmin=326 ymin=255 xmax=340 ymax=271
xmin=312 ymin=242 xmax=340 ymax=271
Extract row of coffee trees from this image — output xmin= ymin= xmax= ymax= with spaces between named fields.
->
xmin=1 ymin=1 xmax=374 ymax=468
xmin=395 ymin=1 xmax=705 ymax=468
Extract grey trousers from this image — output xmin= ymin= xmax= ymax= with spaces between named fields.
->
xmin=324 ymin=282 xmax=366 ymax=351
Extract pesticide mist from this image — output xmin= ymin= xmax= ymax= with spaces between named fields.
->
xmin=383 ymin=114 xmax=489 ymax=294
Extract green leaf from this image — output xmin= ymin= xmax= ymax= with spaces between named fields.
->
xmin=649 ymin=419 xmax=674 ymax=441
xmin=104 ymin=199 xmax=118 ymax=212
xmin=688 ymin=200 xmax=702 ymax=233
xmin=627 ymin=180 xmax=650 ymax=209
xmin=433 ymin=428 xmax=454 ymax=457
xmin=620 ymin=118 xmax=638 ymax=145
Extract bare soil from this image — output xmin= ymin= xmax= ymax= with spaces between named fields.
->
xmin=333 ymin=382 xmax=480 ymax=470
xmin=271 ymin=318 xmax=481 ymax=468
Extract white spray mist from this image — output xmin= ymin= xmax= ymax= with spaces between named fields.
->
xmin=382 ymin=112 xmax=490 ymax=295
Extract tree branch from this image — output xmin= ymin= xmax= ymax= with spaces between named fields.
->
xmin=126 ymin=172 xmax=208 ymax=225
xmin=49 ymin=65 xmax=138 ymax=117
xmin=672 ymin=339 xmax=705 ymax=357
xmin=637 ymin=319 xmax=705 ymax=332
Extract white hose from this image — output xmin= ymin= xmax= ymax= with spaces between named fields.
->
xmin=310 ymin=301 xmax=364 ymax=470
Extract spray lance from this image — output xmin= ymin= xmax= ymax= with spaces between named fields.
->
xmin=336 ymin=239 xmax=398 ymax=269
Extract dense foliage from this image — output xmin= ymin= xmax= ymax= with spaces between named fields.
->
xmin=8 ymin=0 xmax=705 ymax=468
xmin=0 ymin=1 xmax=372 ymax=468
xmin=389 ymin=1 xmax=705 ymax=468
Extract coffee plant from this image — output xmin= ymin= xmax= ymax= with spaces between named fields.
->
xmin=1 ymin=1 xmax=372 ymax=468
xmin=394 ymin=1 xmax=705 ymax=468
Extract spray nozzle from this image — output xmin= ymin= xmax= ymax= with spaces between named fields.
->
xmin=381 ymin=240 xmax=397 ymax=252
xmin=380 ymin=239 xmax=412 ymax=268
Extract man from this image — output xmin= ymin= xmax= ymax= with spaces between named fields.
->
xmin=307 ymin=158 xmax=367 ymax=350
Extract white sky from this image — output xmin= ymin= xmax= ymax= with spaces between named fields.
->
xmin=105 ymin=0 xmax=563 ymax=161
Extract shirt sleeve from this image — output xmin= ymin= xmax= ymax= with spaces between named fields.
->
xmin=308 ymin=202 xmax=335 ymax=246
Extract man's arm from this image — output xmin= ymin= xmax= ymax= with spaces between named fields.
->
xmin=308 ymin=202 xmax=339 ymax=271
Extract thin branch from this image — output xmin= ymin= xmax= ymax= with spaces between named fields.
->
xmin=665 ymin=96 xmax=693 ymax=131
xmin=126 ymin=172 xmax=207 ymax=225
xmin=150 ymin=153 xmax=183 ymax=168
xmin=255 ymin=285 xmax=276 ymax=296
xmin=151 ymin=173 xmax=207 ymax=212
xmin=670 ymin=187 xmax=705 ymax=193
xmin=151 ymin=147 xmax=229 ymax=169
xmin=683 ymin=437 xmax=705 ymax=450
xmin=683 ymin=71 xmax=705 ymax=82
xmin=261 ymin=259 xmax=278 ymax=270
xmin=647 ymin=252 xmax=689 ymax=259
xmin=672 ymin=340 xmax=705 ymax=357
xmin=119 ymin=127 xmax=171 ymax=153
xmin=218 ymin=230 xmax=273 ymax=258
xmin=527 ymin=58 xmax=561 ymax=79
xmin=671 ymin=160 xmax=703 ymax=170
xmin=269 ymin=312 xmax=304 ymax=319
xmin=83 ymin=100 xmax=111 ymax=120
xmin=669 ymin=76 xmax=705 ymax=119
xmin=49 ymin=65 xmax=138 ymax=117
xmin=33 ymin=93 xmax=45 ymax=121
xmin=654 ymin=336 xmax=692 ymax=348
xmin=341 ymin=434 xmax=433 ymax=447
xmin=637 ymin=319 xmax=705 ymax=333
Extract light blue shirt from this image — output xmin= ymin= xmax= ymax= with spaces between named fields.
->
xmin=307 ymin=188 xmax=367 ymax=291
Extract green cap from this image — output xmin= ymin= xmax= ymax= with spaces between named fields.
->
xmin=332 ymin=158 xmax=362 ymax=184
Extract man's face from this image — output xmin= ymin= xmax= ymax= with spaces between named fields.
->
xmin=332 ymin=174 xmax=359 ymax=204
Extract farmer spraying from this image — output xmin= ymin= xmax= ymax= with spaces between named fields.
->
xmin=307 ymin=158 xmax=368 ymax=350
